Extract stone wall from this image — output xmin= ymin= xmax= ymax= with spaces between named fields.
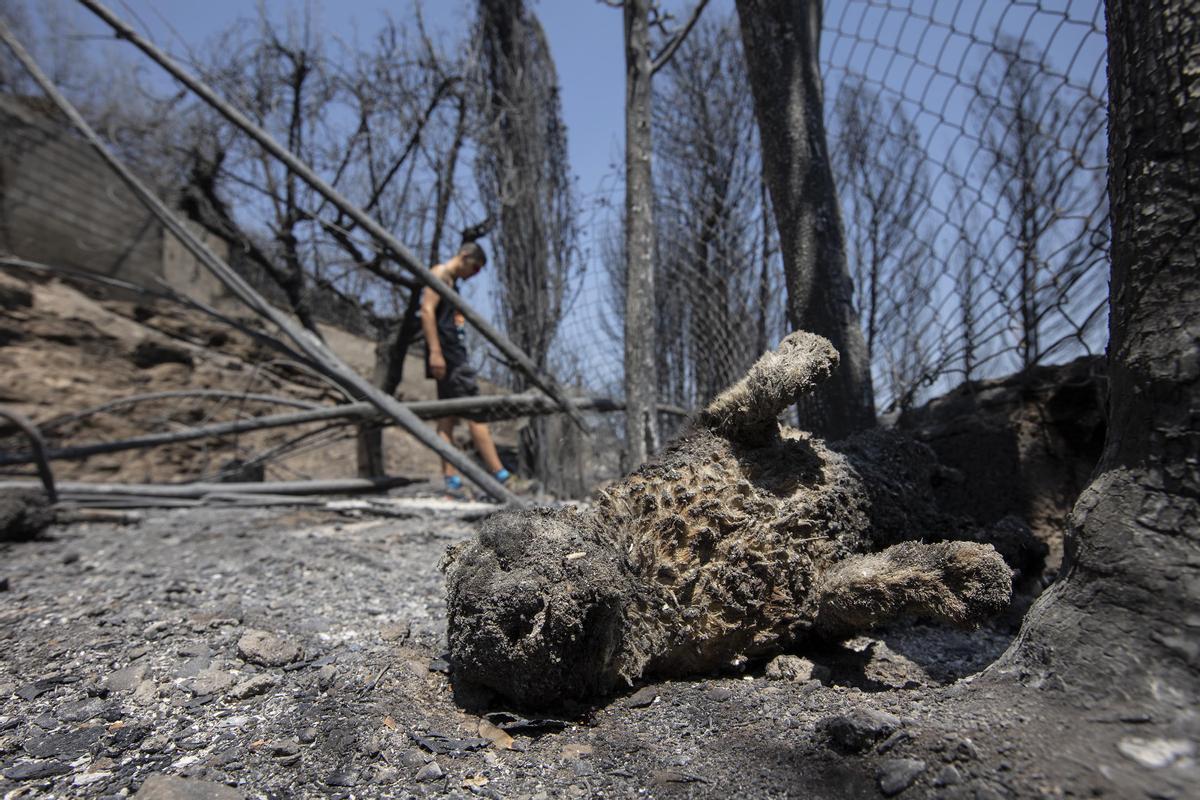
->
xmin=0 ymin=95 xmax=230 ymax=307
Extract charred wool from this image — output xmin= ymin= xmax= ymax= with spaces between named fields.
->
xmin=443 ymin=332 xmax=1012 ymax=707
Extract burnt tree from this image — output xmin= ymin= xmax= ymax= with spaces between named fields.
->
xmin=973 ymin=38 xmax=1108 ymax=371
xmin=622 ymin=0 xmax=660 ymax=469
xmin=613 ymin=0 xmax=708 ymax=470
xmin=477 ymin=0 xmax=577 ymax=493
xmin=1002 ymin=0 xmax=1199 ymax=700
xmin=734 ymin=0 xmax=875 ymax=439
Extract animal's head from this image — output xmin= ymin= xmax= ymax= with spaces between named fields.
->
xmin=443 ymin=507 xmax=636 ymax=707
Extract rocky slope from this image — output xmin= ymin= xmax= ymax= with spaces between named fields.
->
xmin=0 ymin=267 xmax=518 ymax=486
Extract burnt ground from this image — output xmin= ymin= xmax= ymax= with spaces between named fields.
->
xmin=1 ymin=500 xmax=1194 ymax=800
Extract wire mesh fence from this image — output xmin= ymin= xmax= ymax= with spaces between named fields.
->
xmin=823 ymin=0 xmax=1110 ymax=410
xmin=546 ymin=0 xmax=1110 ymax=416
xmin=0 ymin=0 xmax=1111 ymax=499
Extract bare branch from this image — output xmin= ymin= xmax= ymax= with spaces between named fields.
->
xmin=38 ymin=391 xmax=323 ymax=433
xmin=650 ymin=0 xmax=709 ymax=75
xmin=0 ymin=407 xmax=56 ymax=502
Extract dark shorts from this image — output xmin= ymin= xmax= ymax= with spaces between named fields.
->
xmin=436 ymin=365 xmax=480 ymax=401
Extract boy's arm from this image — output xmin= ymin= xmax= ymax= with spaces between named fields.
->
xmin=420 ymin=268 xmax=446 ymax=379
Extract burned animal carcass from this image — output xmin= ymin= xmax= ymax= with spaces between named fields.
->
xmin=443 ymin=332 xmax=1012 ymax=707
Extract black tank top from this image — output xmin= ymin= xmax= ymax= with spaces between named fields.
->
xmin=429 ymin=279 xmax=468 ymax=374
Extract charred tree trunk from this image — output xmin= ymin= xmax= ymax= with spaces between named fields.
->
xmin=623 ymin=0 xmax=660 ymax=469
xmin=756 ymin=177 xmax=772 ymax=358
xmin=477 ymin=0 xmax=576 ymax=493
xmin=377 ymin=289 xmax=425 ymax=398
xmin=1002 ymin=0 xmax=1200 ymax=699
xmin=355 ymin=287 xmax=424 ymax=478
xmin=733 ymin=0 xmax=875 ymax=439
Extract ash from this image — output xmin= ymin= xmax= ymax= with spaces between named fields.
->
xmin=0 ymin=504 xmax=1155 ymax=798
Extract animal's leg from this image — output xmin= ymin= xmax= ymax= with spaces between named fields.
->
xmin=812 ymin=541 xmax=1012 ymax=638
xmin=699 ymin=331 xmax=839 ymax=445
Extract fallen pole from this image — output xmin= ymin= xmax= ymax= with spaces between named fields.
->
xmin=0 ymin=393 xmax=679 ymax=467
xmin=0 ymin=23 xmax=520 ymax=506
xmin=55 ymin=508 xmax=144 ymax=524
xmin=0 ymin=404 xmax=350 ymax=466
xmin=54 ymin=497 xmax=202 ymax=509
xmin=0 ymin=477 xmax=412 ymax=498
xmin=410 ymin=394 xmax=690 ymax=421
xmin=77 ymin=0 xmax=587 ymax=434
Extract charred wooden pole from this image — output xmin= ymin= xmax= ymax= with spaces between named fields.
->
xmin=0 ymin=22 xmax=521 ymax=505
xmin=0 ymin=478 xmax=410 ymax=499
xmin=75 ymin=0 xmax=587 ymax=437
xmin=39 ymin=391 xmax=323 ymax=433
xmin=357 ymin=288 xmax=424 ymax=478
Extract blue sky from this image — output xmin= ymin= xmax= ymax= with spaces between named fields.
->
xmin=72 ymin=0 xmax=730 ymax=208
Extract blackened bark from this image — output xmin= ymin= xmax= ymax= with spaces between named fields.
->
xmin=733 ymin=0 xmax=875 ymax=439
xmin=1002 ymin=0 xmax=1200 ymax=698
xmin=477 ymin=0 xmax=576 ymax=492
xmin=623 ymin=0 xmax=660 ymax=468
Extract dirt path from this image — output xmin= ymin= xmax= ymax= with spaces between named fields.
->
xmin=0 ymin=506 xmax=1191 ymax=798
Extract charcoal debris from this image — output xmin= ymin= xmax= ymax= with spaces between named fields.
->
xmin=0 ymin=489 xmax=54 ymax=542
xmin=819 ymin=709 xmax=904 ymax=753
xmin=3 ymin=759 xmax=72 ymax=780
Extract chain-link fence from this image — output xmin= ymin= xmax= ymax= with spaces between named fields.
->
xmin=825 ymin=0 xmax=1110 ymax=410
xmin=547 ymin=0 xmax=1110 ymax=417
xmin=0 ymin=0 xmax=1110 ymax=500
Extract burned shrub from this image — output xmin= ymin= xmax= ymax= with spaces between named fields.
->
xmin=131 ymin=339 xmax=194 ymax=369
xmin=444 ymin=332 xmax=1012 ymax=707
xmin=0 ymin=488 xmax=53 ymax=541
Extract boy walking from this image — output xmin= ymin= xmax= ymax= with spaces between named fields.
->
xmin=420 ymin=242 xmax=517 ymax=496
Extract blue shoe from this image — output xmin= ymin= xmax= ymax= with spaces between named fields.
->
xmin=444 ymin=474 xmax=466 ymax=500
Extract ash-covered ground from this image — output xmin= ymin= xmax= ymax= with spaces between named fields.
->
xmin=0 ymin=501 xmax=1188 ymax=799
